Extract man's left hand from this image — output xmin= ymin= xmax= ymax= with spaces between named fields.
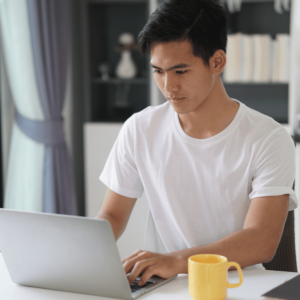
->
xmin=122 ymin=250 xmax=184 ymax=286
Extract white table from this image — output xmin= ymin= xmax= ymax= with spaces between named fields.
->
xmin=0 ymin=254 xmax=297 ymax=300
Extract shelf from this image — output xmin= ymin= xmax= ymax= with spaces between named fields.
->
xmin=224 ymin=83 xmax=289 ymax=86
xmin=240 ymin=0 xmax=274 ymax=3
xmin=89 ymin=0 xmax=147 ymax=3
xmin=221 ymin=0 xmax=275 ymax=3
xmin=93 ymin=77 xmax=148 ymax=84
xmin=225 ymin=83 xmax=288 ymax=123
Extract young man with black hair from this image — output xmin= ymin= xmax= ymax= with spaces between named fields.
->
xmin=96 ymin=0 xmax=297 ymax=286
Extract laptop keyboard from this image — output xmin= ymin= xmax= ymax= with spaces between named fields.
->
xmin=130 ymin=279 xmax=154 ymax=292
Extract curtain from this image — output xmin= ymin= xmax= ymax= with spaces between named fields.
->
xmin=0 ymin=0 xmax=77 ymax=214
xmin=0 ymin=41 xmax=14 ymax=186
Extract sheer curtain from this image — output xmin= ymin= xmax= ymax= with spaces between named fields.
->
xmin=0 ymin=0 xmax=44 ymax=211
xmin=0 ymin=0 xmax=77 ymax=214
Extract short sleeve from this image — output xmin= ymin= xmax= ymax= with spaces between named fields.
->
xmin=99 ymin=115 xmax=144 ymax=199
xmin=249 ymin=128 xmax=298 ymax=210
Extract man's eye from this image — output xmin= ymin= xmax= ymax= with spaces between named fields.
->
xmin=176 ymin=70 xmax=187 ymax=74
xmin=153 ymin=69 xmax=162 ymax=74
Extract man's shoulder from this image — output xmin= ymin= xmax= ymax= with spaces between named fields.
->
xmin=135 ymin=101 xmax=171 ymax=120
xmin=240 ymin=103 xmax=289 ymax=142
xmin=127 ymin=101 xmax=172 ymax=132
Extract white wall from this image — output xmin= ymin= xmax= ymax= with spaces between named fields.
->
xmin=84 ymin=123 xmax=149 ymax=260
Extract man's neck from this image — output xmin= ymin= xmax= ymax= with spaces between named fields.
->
xmin=178 ymin=79 xmax=239 ymax=140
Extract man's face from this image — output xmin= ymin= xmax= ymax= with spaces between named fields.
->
xmin=150 ymin=40 xmax=216 ymax=115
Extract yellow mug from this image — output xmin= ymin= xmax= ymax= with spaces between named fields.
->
xmin=188 ymin=254 xmax=243 ymax=300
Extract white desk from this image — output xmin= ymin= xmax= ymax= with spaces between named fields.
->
xmin=0 ymin=254 xmax=297 ymax=300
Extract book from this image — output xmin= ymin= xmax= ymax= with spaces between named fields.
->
xmin=224 ymin=33 xmax=289 ymax=84
xmin=252 ymin=34 xmax=272 ymax=82
xmin=271 ymin=38 xmax=280 ymax=82
xmin=224 ymin=33 xmax=242 ymax=82
xmin=277 ymin=34 xmax=290 ymax=83
xmin=240 ymin=34 xmax=253 ymax=82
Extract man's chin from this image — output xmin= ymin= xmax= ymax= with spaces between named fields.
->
xmin=167 ymin=100 xmax=187 ymax=113
xmin=170 ymin=104 xmax=192 ymax=115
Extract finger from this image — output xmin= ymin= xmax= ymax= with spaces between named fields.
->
xmin=121 ymin=249 xmax=144 ymax=265
xmin=138 ymin=265 xmax=159 ymax=286
xmin=123 ymin=252 xmax=153 ymax=274
xmin=128 ymin=259 xmax=157 ymax=285
xmin=123 ymin=256 xmax=144 ymax=275
xmin=124 ymin=257 xmax=147 ymax=275
xmin=123 ymin=261 xmax=135 ymax=275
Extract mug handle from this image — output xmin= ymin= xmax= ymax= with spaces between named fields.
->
xmin=227 ymin=262 xmax=243 ymax=288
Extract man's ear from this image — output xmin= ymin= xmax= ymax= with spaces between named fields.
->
xmin=209 ymin=50 xmax=226 ymax=75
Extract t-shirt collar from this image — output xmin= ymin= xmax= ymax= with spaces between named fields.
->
xmin=173 ymin=99 xmax=245 ymax=146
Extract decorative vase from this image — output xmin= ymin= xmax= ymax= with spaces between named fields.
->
xmin=116 ymin=50 xmax=137 ymax=79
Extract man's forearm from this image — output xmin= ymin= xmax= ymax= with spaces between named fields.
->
xmin=95 ymin=212 xmax=124 ymax=240
xmin=95 ymin=188 xmax=137 ymax=241
xmin=123 ymin=196 xmax=288 ymax=285
xmin=123 ymin=226 xmax=280 ymax=286
xmin=173 ymin=227 xmax=277 ymax=274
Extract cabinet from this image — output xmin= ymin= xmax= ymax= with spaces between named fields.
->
xmin=87 ymin=0 xmax=150 ymax=122
xmin=153 ymin=0 xmax=292 ymax=125
xmin=84 ymin=0 xmax=293 ymax=124
xmin=223 ymin=0 xmax=291 ymax=124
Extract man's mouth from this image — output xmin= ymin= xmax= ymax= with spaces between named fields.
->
xmin=169 ymin=97 xmax=185 ymax=103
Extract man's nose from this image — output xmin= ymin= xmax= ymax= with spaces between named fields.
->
xmin=164 ymin=74 xmax=179 ymax=93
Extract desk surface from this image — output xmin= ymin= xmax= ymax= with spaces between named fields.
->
xmin=0 ymin=254 xmax=298 ymax=300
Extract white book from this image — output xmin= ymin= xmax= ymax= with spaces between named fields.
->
xmin=224 ymin=34 xmax=235 ymax=82
xmin=252 ymin=35 xmax=262 ymax=82
xmin=234 ymin=33 xmax=243 ymax=82
xmin=253 ymin=34 xmax=272 ymax=82
xmin=277 ymin=34 xmax=290 ymax=83
xmin=224 ymin=33 xmax=242 ymax=82
xmin=261 ymin=35 xmax=273 ymax=82
xmin=240 ymin=35 xmax=253 ymax=82
xmin=271 ymin=39 xmax=280 ymax=82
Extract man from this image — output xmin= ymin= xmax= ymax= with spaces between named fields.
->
xmin=96 ymin=0 xmax=297 ymax=287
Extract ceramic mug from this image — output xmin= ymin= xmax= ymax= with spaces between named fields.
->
xmin=188 ymin=254 xmax=243 ymax=300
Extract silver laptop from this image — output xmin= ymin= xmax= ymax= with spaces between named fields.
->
xmin=0 ymin=209 xmax=176 ymax=299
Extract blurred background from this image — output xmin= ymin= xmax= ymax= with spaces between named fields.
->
xmin=0 ymin=0 xmax=300 ymax=263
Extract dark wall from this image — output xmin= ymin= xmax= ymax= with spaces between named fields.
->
xmin=69 ymin=0 xmax=90 ymax=216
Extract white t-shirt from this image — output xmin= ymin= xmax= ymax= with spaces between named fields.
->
xmin=100 ymin=100 xmax=297 ymax=267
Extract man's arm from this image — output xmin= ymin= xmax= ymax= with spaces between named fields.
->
xmin=95 ymin=188 xmax=137 ymax=240
xmin=123 ymin=194 xmax=289 ymax=285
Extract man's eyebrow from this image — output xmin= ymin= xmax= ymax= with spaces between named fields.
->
xmin=150 ymin=63 xmax=191 ymax=71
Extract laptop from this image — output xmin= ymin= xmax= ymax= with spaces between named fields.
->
xmin=0 ymin=209 xmax=176 ymax=299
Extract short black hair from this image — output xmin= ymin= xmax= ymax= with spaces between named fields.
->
xmin=138 ymin=0 xmax=228 ymax=66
